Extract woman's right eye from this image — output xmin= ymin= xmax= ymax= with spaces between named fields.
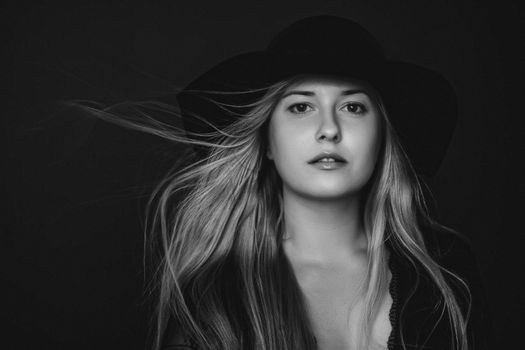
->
xmin=287 ymin=103 xmax=313 ymax=114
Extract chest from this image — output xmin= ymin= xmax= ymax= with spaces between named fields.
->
xmin=295 ymin=265 xmax=392 ymax=350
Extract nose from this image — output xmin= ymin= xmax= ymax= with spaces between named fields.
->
xmin=315 ymin=108 xmax=341 ymax=143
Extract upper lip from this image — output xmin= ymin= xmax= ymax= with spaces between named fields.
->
xmin=308 ymin=151 xmax=347 ymax=163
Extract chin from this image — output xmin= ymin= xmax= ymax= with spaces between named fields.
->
xmin=295 ymin=182 xmax=364 ymax=200
xmin=281 ymin=169 xmax=372 ymax=199
xmin=318 ymin=187 xmax=362 ymax=199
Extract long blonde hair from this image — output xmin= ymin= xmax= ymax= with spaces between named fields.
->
xmin=71 ymin=76 xmax=471 ymax=349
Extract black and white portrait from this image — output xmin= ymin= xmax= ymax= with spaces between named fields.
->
xmin=4 ymin=1 xmax=522 ymax=349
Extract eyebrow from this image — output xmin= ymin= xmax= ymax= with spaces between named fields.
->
xmin=281 ymin=89 xmax=367 ymax=99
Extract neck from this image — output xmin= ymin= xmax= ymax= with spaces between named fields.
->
xmin=281 ymin=186 xmax=368 ymax=265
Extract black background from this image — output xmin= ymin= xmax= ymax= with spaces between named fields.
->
xmin=4 ymin=0 xmax=523 ymax=349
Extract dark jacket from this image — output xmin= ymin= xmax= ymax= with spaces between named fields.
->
xmin=386 ymin=228 xmax=492 ymax=349
xmin=162 ymin=228 xmax=492 ymax=349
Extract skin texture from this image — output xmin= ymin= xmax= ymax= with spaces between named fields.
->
xmin=267 ymin=76 xmax=390 ymax=349
xmin=267 ymin=75 xmax=381 ymax=202
xmin=267 ymin=75 xmax=382 ymax=262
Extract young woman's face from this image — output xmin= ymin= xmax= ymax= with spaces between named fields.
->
xmin=267 ymin=76 xmax=382 ymax=200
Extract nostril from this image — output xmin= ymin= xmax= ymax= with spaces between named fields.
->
xmin=317 ymin=132 xmax=340 ymax=142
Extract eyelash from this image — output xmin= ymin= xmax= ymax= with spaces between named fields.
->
xmin=342 ymin=102 xmax=367 ymax=114
xmin=287 ymin=103 xmax=313 ymax=114
xmin=287 ymin=102 xmax=367 ymax=114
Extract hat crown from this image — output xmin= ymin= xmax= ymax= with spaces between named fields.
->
xmin=267 ymin=15 xmax=385 ymax=63
xmin=177 ymin=15 xmax=457 ymax=176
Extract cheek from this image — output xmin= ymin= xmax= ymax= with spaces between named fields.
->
xmin=268 ymin=116 xmax=299 ymax=161
xmin=365 ymin=126 xmax=381 ymax=161
xmin=267 ymin=120 xmax=309 ymax=185
xmin=350 ymin=119 xmax=382 ymax=171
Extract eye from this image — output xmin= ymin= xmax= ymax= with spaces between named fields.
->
xmin=342 ymin=102 xmax=367 ymax=114
xmin=287 ymin=103 xmax=313 ymax=114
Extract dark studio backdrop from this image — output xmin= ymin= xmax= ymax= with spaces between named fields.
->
xmin=4 ymin=0 xmax=523 ymax=349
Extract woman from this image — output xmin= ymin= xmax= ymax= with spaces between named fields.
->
xmin=85 ymin=16 xmax=489 ymax=350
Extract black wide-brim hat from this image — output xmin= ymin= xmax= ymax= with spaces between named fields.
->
xmin=176 ymin=15 xmax=458 ymax=177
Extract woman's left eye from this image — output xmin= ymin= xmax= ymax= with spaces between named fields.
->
xmin=342 ymin=103 xmax=367 ymax=114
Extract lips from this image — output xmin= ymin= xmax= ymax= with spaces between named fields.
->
xmin=307 ymin=152 xmax=347 ymax=164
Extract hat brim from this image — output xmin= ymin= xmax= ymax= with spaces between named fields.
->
xmin=177 ymin=52 xmax=457 ymax=176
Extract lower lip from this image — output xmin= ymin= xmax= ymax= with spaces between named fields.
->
xmin=309 ymin=161 xmax=346 ymax=170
